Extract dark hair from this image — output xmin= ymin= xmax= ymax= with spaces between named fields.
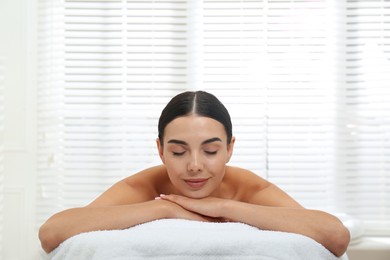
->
xmin=158 ymin=91 xmax=232 ymax=145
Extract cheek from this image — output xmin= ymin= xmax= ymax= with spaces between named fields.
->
xmin=209 ymin=150 xmax=229 ymax=164
xmin=206 ymin=154 xmax=228 ymax=173
xmin=164 ymin=157 xmax=184 ymax=177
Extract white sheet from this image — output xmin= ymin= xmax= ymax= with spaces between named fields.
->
xmin=46 ymin=219 xmax=348 ymax=260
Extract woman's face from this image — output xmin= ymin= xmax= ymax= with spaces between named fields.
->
xmin=157 ymin=115 xmax=235 ymax=198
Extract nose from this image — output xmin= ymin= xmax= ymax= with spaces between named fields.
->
xmin=187 ymin=153 xmax=203 ymax=173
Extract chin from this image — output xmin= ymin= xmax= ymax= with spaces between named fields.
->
xmin=182 ymin=189 xmax=212 ymax=199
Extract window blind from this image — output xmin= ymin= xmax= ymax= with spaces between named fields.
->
xmin=37 ymin=0 xmax=188 ymax=225
xmin=196 ymin=0 xmax=268 ymax=176
xmin=37 ymin=0 xmax=390 ymax=236
xmin=338 ymin=0 xmax=390 ymax=235
xmin=200 ymin=0 xmax=338 ymax=210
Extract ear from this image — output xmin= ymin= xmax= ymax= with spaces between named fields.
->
xmin=156 ymin=138 xmax=165 ymax=164
xmin=226 ymin=136 xmax=235 ymax=163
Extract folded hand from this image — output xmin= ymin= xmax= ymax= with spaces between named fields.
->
xmin=157 ymin=194 xmax=228 ymax=222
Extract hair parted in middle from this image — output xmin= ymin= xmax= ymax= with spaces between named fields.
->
xmin=157 ymin=91 xmax=233 ymax=145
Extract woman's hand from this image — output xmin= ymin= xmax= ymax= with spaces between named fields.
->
xmin=157 ymin=197 xmax=215 ymax=222
xmin=157 ymin=194 xmax=228 ymax=220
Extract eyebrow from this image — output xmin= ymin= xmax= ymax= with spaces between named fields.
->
xmin=167 ymin=137 xmax=222 ymax=146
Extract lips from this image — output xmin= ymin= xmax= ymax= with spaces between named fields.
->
xmin=184 ymin=178 xmax=209 ymax=189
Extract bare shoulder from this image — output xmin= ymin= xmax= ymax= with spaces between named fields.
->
xmin=122 ymin=165 xmax=167 ymax=188
xmin=225 ymin=165 xmax=271 ymax=190
xmin=87 ymin=165 xmax=167 ymax=207
xmin=224 ymin=166 xmax=271 ymax=201
xmin=225 ymin=166 xmax=302 ymax=208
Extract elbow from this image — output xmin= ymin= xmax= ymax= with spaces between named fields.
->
xmin=330 ymin=223 xmax=350 ymax=257
xmin=39 ymin=222 xmax=59 ymax=254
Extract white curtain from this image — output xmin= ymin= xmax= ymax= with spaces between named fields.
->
xmin=37 ymin=0 xmax=390 ymax=236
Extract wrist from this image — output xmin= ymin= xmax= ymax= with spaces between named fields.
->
xmin=154 ymin=199 xmax=175 ymax=219
xmin=220 ymin=199 xmax=241 ymax=222
xmin=218 ymin=199 xmax=233 ymax=219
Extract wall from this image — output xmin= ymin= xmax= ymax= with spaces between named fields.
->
xmin=0 ymin=0 xmax=40 ymax=258
xmin=347 ymin=237 xmax=390 ymax=260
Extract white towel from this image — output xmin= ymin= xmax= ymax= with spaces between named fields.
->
xmin=46 ymin=219 xmax=348 ymax=260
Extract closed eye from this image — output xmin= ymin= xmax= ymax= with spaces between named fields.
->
xmin=205 ymin=151 xmax=217 ymax=155
xmin=172 ymin=151 xmax=186 ymax=156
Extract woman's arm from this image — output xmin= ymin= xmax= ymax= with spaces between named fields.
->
xmin=39 ymin=167 xmax=209 ymax=253
xmin=39 ymin=200 xmax=159 ymax=253
xmin=39 ymin=198 xmax=212 ymax=253
xmin=225 ymin=196 xmax=350 ymax=257
xmin=159 ymin=184 xmax=350 ymax=257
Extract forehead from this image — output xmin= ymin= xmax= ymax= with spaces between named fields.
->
xmin=164 ymin=115 xmax=227 ymax=141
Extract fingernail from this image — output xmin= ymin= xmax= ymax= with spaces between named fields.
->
xmin=154 ymin=196 xmax=161 ymax=200
xmin=160 ymin=194 xmax=166 ymax=197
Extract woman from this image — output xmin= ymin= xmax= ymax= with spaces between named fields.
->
xmin=39 ymin=91 xmax=350 ymax=256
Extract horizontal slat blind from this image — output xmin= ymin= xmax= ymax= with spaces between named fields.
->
xmin=200 ymin=0 xmax=337 ymax=209
xmin=197 ymin=0 xmax=268 ymax=176
xmin=37 ymin=0 xmax=390 ymax=236
xmin=339 ymin=0 xmax=390 ymax=235
xmin=37 ymin=0 xmax=65 ymax=224
xmin=264 ymin=0 xmax=337 ymax=209
xmin=37 ymin=0 xmax=187 ymax=224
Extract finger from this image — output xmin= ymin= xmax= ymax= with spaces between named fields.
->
xmin=160 ymin=194 xmax=200 ymax=213
xmin=159 ymin=194 xmax=188 ymax=204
